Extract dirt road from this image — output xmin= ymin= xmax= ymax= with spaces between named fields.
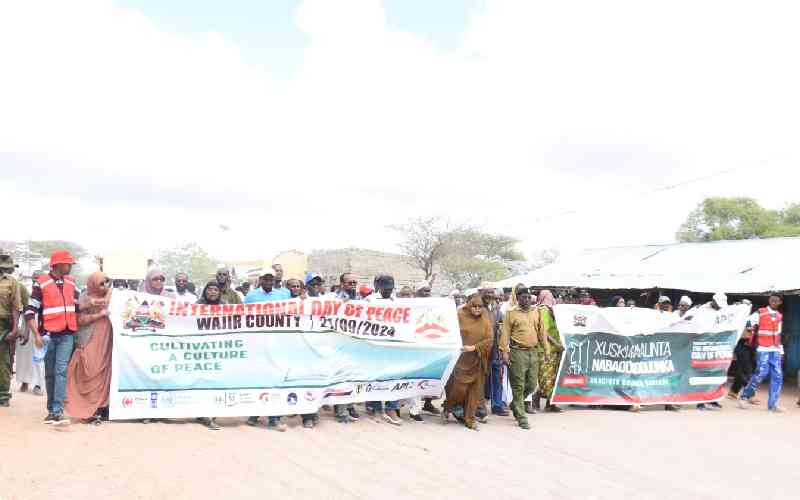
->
xmin=2 ymin=385 xmax=798 ymax=500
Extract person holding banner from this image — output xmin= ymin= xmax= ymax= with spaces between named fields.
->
xmin=739 ymin=293 xmax=785 ymax=412
xmin=442 ymin=296 xmax=493 ymax=431
xmin=65 ymin=272 xmax=113 ymax=424
xmin=245 ymin=271 xmax=290 ymax=431
xmin=500 ymin=287 xmax=550 ymax=430
xmin=196 ymin=281 xmax=225 ymax=430
xmin=533 ymin=290 xmax=563 ymax=413
xmin=333 ymin=273 xmax=362 ymax=423
xmin=365 ymin=274 xmax=403 ymax=426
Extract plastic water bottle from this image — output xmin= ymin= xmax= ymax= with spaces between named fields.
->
xmin=32 ymin=334 xmax=50 ymax=364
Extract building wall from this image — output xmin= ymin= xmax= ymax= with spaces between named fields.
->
xmin=308 ymin=248 xmax=433 ymax=291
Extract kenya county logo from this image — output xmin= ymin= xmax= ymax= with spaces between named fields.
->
xmin=122 ymin=296 xmax=167 ymax=332
xmin=414 ymin=309 xmax=450 ymax=340
xmin=573 ymin=314 xmax=587 ymax=327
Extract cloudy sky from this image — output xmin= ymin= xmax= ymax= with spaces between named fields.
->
xmin=2 ymin=0 xmax=799 ymax=262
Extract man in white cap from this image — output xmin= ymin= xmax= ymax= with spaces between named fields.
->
xmin=696 ymin=293 xmax=727 ymax=410
xmin=677 ymin=296 xmax=693 ymax=318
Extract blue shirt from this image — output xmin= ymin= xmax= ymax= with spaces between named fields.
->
xmin=244 ymin=287 xmax=291 ymax=303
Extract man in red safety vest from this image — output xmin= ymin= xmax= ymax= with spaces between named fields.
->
xmin=25 ymin=250 xmax=81 ymax=425
xmin=738 ymin=292 xmax=785 ymax=412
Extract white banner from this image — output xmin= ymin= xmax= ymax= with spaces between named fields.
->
xmin=109 ymin=291 xmax=461 ymax=419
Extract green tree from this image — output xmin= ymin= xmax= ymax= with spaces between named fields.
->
xmin=677 ymin=197 xmax=800 ymax=242
xmin=156 ymin=243 xmax=218 ymax=284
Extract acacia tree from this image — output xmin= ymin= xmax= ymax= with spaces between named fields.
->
xmin=389 ymin=217 xmax=525 ymax=288
xmin=388 ymin=216 xmax=460 ymax=285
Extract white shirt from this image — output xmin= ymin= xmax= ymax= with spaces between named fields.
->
xmin=175 ymin=290 xmax=198 ymax=303
xmin=749 ymin=307 xmax=783 ymax=354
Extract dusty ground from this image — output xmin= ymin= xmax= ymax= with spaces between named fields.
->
xmin=2 ymin=383 xmax=799 ymax=500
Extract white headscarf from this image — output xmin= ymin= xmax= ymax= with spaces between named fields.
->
xmin=679 ymin=295 xmax=693 ymax=306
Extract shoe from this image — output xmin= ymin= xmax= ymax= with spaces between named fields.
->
xmin=268 ymin=419 xmax=288 ymax=432
xmin=696 ymin=404 xmax=706 ymax=411
xmin=441 ymin=409 xmax=450 ymax=424
xmin=394 ymin=409 xmax=402 ymax=418
xmin=246 ymin=416 xmax=259 ymax=426
xmin=302 ymin=419 xmax=314 ymax=429
xmin=492 ymin=407 xmax=510 ymax=416
xmin=422 ymin=401 xmax=441 ymax=416
xmin=726 ymin=391 xmax=739 ymax=400
xmin=382 ymin=413 xmax=402 ymax=426
xmin=206 ymin=418 xmax=220 ymax=430
xmin=19 ymin=382 xmax=29 ymax=393
xmin=708 ymin=402 xmax=722 ymax=410
xmin=664 ymin=405 xmax=680 ymax=412
xmin=737 ymin=399 xmax=749 ymax=409
xmin=33 ymin=386 xmax=43 ymax=396
xmin=347 ymin=407 xmax=360 ymax=421
xmin=748 ymin=398 xmax=762 ymax=405
xmin=628 ymin=405 xmax=641 ymax=413
xmin=476 ymin=414 xmax=489 ymax=424
xmin=532 ymin=394 xmax=542 ymax=411
xmin=409 ymin=413 xmax=423 ymax=422
xmin=43 ymin=413 xmax=56 ymax=424
xmin=51 ymin=413 xmax=69 ymax=426
xmin=0 ymin=400 xmax=9 ymax=407
xmin=465 ymin=422 xmax=479 ymax=431
xmin=545 ymin=405 xmax=563 ymax=413
xmin=336 ymin=414 xmax=350 ymax=424
xmin=518 ymin=421 xmax=530 ymax=430
xmin=524 ymin=402 xmax=536 ymax=415
xmin=769 ymin=406 xmax=785 ymax=413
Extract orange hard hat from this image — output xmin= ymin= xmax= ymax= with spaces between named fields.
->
xmin=50 ymin=250 xmax=76 ymax=267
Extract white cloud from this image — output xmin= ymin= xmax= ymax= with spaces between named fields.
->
xmin=1 ymin=0 xmax=799 ymax=263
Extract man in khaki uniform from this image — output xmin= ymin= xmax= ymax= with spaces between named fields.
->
xmin=0 ymin=254 xmax=24 ymax=407
xmin=499 ymin=287 xmax=549 ymax=429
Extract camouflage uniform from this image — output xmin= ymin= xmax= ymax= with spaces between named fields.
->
xmin=0 ymin=255 xmax=23 ymax=404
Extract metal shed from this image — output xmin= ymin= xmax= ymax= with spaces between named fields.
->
xmin=500 ymin=237 xmax=800 ymax=375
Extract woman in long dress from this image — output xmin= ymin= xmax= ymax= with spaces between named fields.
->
xmin=534 ymin=290 xmax=564 ymax=413
xmin=65 ymin=271 xmax=113 ymax=424
xmin=442 ymin=296 xmax=493 ymax=430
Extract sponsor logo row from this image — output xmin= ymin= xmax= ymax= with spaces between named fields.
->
xmin=120 ymin=380 xmax=441 ymax=409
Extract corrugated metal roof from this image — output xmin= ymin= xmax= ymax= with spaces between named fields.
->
xmin=499 ymin=237 xmax=800 ymax=294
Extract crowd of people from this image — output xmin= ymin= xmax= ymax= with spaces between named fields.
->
xmin=0 ymin=249 xmax=795 ymax=433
